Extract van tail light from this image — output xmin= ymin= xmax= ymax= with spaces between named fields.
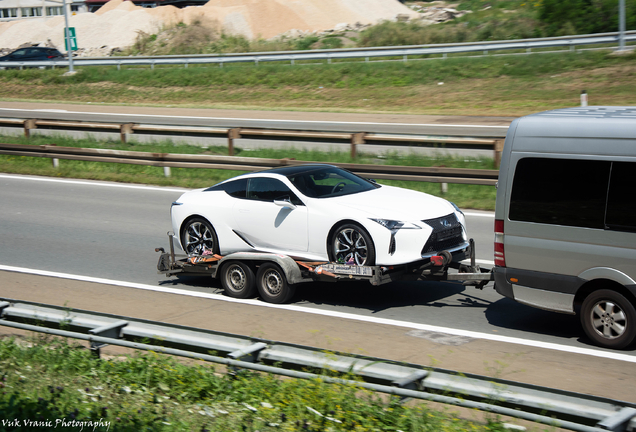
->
xmin=494 ymin=219 xmax=506 ymax=267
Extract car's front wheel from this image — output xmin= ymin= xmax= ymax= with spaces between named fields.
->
xmin=181 ymin=217 xmax=218 ymax=256
xmin=329 ymin=223 xmax=375 ymax=266
xmin=580 ymin=289 xmax=636 ymax=349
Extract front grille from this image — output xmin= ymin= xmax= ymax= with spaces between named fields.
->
xmin=421 ymin=213 xmax=465 ymax=254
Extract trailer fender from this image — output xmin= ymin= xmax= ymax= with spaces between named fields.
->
xmin=218 ymin=252 xmax=312 ymax=285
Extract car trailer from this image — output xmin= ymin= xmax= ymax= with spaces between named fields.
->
xmin=156 ymin=233 xmax=493 ymax=304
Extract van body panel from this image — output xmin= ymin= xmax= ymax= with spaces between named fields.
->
xmin=512 ymin=286 xmax=575 ymax=314
xmin=578 ymin=267 xmax=636 ymax=286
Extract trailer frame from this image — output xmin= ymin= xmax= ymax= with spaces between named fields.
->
xmin=156 ymin=233 xmax=493 ymax=303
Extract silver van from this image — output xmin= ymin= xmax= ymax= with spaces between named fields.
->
xmin=493 ymin=106 xmax=636 ymax=349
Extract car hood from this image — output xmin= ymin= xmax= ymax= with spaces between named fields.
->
xmin=328 ymin=185 xmax=455 ymax=221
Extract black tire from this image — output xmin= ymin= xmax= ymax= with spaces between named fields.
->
xmin=220 ymin=261 xmax=256 ymax=299
xmin=181 ymin=217 xmax=218 ymax=256
xmin=329 ymin=223 xmax=375 ymax=266
xmin=580 ymin=289 xmax=636 ymax=349
xmin=256 ymin=263 xmax=296 ymax=304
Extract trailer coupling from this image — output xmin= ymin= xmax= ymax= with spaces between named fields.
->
xmin=418 ymin=239 xmax=493 ymax=289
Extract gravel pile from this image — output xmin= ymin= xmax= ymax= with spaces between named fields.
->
xmin=0 ymin=0 xmax=418 ymax=52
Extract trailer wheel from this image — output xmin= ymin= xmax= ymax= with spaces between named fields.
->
xmin=256 ymin=263 xmax=296 ymax=304
xmin=220 ymin=261 xmax=256 ymax=299
xmin=580 ymin=289 xmax=636 ymax=349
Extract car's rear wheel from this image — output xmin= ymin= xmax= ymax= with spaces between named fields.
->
xmin=220 ymin=261 xmax=256 ymax=299
xmin=256 ymin=263 xmax=296 ymax=304
xmin=580 ymin=289 xmax=636 ymax=349
xmin=329 ymin=223 xmax=375 ymax=266
xmin=181 ymin=217 xmax=218 ymax=256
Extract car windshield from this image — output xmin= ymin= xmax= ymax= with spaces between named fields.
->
xmin=287 ymin=166 xmax=379 ymax=198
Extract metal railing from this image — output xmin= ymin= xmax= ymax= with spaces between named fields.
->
xmin=0 ymin=298 xmax=634 ymax=432
xmin=0 ymin=142 xmax=499 ymax=185
xmin=0 ymin=114 xmax=506 ymax=167
xmin=0 ymin=31 xmax=634 ymax=70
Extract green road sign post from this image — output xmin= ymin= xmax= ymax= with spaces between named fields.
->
xmin=64 ymin=27 xmax=77 ymax=51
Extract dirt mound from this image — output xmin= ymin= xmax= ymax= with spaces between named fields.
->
xmin=0 ymin=0 xmax=418 ymax=51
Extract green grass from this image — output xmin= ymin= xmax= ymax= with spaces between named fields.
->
xmin=1 ymin=49 xmax=634 ymax=116
xmin=0 ymin=133 xmax=497 ymax=210
xmin=0 ymin=335 xmax=511 ymax=432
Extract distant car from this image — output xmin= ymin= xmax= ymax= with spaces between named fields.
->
xmin=0 ymin=47 xmax=65 ymax=67
xmin=171 ymin=164 xmax=469 ymax=267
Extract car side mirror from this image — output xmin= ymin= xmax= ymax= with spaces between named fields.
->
xmin=274 ymin=198 xmax=297 ymax=210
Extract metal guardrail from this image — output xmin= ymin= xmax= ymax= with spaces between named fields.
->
xmin=0 ymin=31 xmax=634 ymax=69
xmin=0 ymin=298 xmax=634 ymax=432
xmin=0 ymin=142 xmax=500 ymax=185
xmin=0 ymin=114 xmax=506 ymax=167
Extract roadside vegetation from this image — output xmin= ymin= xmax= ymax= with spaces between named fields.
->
xmin=1 ymin=49 xmax=635 ymax=116
xmin=0 ymin=133 xmax=497 ymax=210
xmin=0 ymin=335 xmax=513 ymax=432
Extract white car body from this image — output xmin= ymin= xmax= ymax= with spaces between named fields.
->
xmin=171 ymin=164 xmax=469 ymax=266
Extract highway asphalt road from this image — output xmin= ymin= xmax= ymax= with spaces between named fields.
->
xmin=0 ymin=101 xmax=514 ymax=137
xmin=1 ymin=173 xmax=634 ymax=359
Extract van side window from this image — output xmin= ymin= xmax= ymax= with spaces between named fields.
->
xmin=509 ymin=158 xmax=610 ymax=229
xmin=606 ymin=162 xmax=636 ymax=232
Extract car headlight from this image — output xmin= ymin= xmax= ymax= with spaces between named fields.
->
xmin=370 ymin=219 xmax=420 ymax=230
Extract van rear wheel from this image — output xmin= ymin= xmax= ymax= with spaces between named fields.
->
xmin=580 ymin=289 xmax=636 ymax=349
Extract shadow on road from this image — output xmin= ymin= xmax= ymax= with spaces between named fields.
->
xmin=294 ymin=280 xmax=474 ymax=313
xmin=485 ymin=297 xmax=581 ymax=339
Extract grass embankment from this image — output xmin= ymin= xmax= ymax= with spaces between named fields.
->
xmin=0 ymin=336 xmax=510 ymax=432
xmin=0 ymin=134 xmax=497 ymax=210
xmin=0 ymin=50 xmax=635 ymax=116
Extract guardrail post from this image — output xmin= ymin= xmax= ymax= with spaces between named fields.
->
xmin=88 ymin=320 xmax=128 ymax=358
xmin=228 ymin=128 xmax=241 ymax=156
xmin=494 ymin=139 xmax=505 ymax=168
xmin=23 ymin=119 xmax=36 ymax=138
xmin=120 ymin=123 xmax=134 ymax=143
xmin=351 ymin=132 xmax=365 ymax=159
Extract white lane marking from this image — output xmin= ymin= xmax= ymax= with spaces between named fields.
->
xmin=0 ymin=174 xmax=188 ymax=193
xmin=0 ymin=108 xmax=511 ymax=129
xmin=464 ymin=211 xmax=495 ymax=218
xmin=1 ymin=264 xmax=634 ymax=364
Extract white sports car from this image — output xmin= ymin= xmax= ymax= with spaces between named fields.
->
xmin=171 ymin=164 xmax=469 ymax=267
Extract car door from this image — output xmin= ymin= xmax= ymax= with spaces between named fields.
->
xmin=233 ymin=177 xmax=308 ymax=252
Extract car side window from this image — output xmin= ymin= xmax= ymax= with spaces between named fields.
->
xmin=11 ymin=49 xmax=27 ymax=58
xmin=205 ymin=178 xmax=247 ymax=198
xmin=247 ymin=178 xmax=303 ymax=205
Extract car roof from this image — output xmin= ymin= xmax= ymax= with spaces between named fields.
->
xmin=13 ymin=47 xmax=59 ymax=51
xmin=253 ymin=164 xmax=338 ymax=177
